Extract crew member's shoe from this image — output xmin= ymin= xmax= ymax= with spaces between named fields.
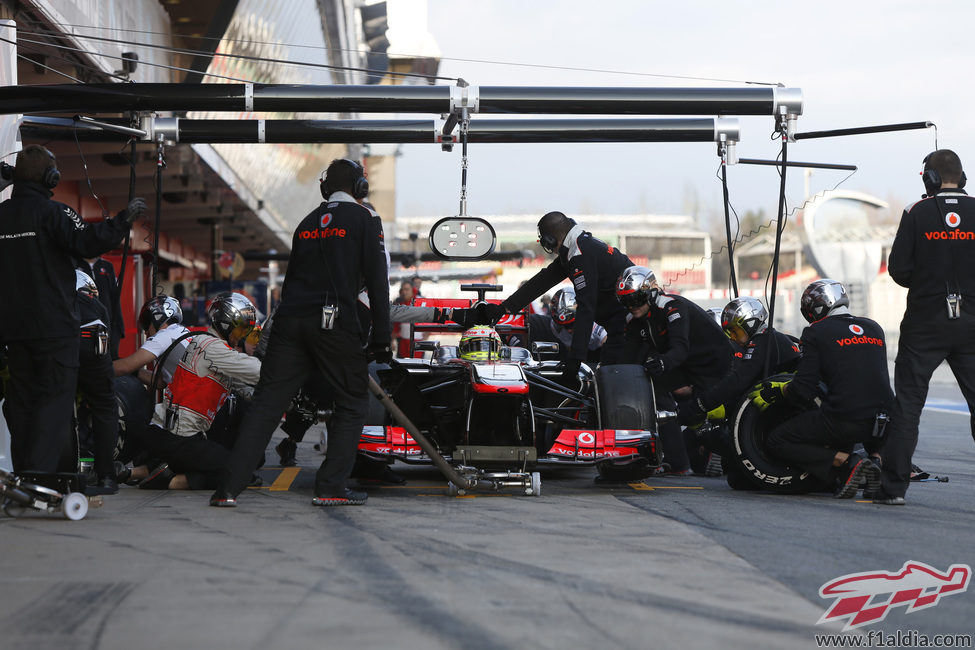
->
xmin=834 ymin=457 xmax=879 ymax=499
xmin=275 ymin=438 xmax=298 ymax=467
xmin=872 ymin=494 xmax=906 ymax=506
xmin=138 ymin=463 xmax=174 ymax=490
xmin=311 ymin=488 xmax=368 ymax=506
xmin=209 ymin=490 xmax=238 ymax=507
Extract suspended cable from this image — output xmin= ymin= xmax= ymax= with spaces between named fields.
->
xmin=1 ymin=35 xmax=132 ymax=83
xmin=9 ymin=34 xmax=255 ymax=83
xmin=8 ymin=19 xmax=782 ymax=87
xmin=15 ymin=27 xmax=457 ymax=84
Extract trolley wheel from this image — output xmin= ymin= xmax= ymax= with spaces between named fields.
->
xmin=3 ymin=500 xmax=27 ymax=518
xmin=446 ymin=481 xmax=465 ymax=497
xmin=62 ymin=492 xmax=89 ymax=521
xmin=529 ymin=471 xmax=541 ymax=497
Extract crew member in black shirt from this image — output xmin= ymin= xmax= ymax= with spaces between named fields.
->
xmin=75 ymin=270 xmax=120 ymax=494
xmin=481 ymin=212 xmax=633 ymax=382
xmin=763 ymin=279 xmax=892 ymax=499
xmin=616 ymin=266 xmax=734 ymax=473
xmin=679 ymin=296 xmax=801 ymax=421
xmin=78 ymin=255 xmax=124 ymax=359
xmin=877 ymin=149 xmax=975 ymax=505
xmin=0 ymin=145 xmax=144 ymax=474
xmin=212 ymin=158 xmax=390 ymax=507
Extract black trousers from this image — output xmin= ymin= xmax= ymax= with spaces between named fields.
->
xmin=220 ymin=315 xmax=369 ymax=498
xmin=881 ymin=310 xmax=975 ymax=498
xmin=4 ymin=337 xmax=79 ymax=473
xmin=77 ymin=334 xmax=119 ymax=479
xmin=767 ymin=409 xmax=874 ymax=483
xmin=129 ymin=424 xmax=229 ymax=491
xmin=599 ymin=310 xmax=628 ymax=365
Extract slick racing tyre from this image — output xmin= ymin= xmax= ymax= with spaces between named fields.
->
xmin=730 ymin=373 xmax=819 ymax=494
xmin=595 ymin=364 xmax=658 ymax=480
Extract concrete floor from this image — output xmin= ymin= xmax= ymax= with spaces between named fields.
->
xmin=0 ymin=381 xmax=971 ymax=650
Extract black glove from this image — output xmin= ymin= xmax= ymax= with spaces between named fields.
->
xmin=477 ymin=302 xmax=507 ymax=325
xmin=0 ymin=161 xmax=12 ymax=193
xmin=368 ymin=342 xmax=393 ymax=364
xmin=677 ymin=397 xmax=706 ymax=426
xmin=643 ymin=354 xmax=666 ymax=377
xmin=117 ymin=197 xmax=147 ymax=224
xmin=433 ymin=307 xmax=477 ymax=328
xmin=561 ymin=357 xmax=582 ymax=386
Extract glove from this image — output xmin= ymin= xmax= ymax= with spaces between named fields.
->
xmin=747 ymin=380 xmax=787 ymax=412
xmin=433 ymin=307 xmax=477 ymax=328
xmin=117 ymin=197 xmax=147 ymax=224
xmin=677 ymin=397 xmax=706 ymax=427
xmin=477 ymin=302 xmax=507 ymax=325
xmin=368 ymin=342 xmax=393 ymax=364
xmin=643 ymin=355 xmax=666 ymax=378
xmin=0 ymin=161 xmax=12 ymax=193
xmin=560 ymin=357 xmax=582 ymax=386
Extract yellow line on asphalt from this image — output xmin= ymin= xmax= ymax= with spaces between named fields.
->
xmin=628 ymin=483 xmax=705 ymax=491
xmin=269 ymin=467 xmax=300 ymax=492
xmin=628 ymin=482 xmax=655 ymax=491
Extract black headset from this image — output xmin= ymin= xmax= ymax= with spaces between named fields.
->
xmin=922 ymin=151 xmax=967 ymax=197
xmin=537 ymin=216 xmax=576 ymax=254
xmin=320 ymin=158 xmax=369 ymax=200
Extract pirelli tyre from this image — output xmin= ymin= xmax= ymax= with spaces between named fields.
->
xmin=730 ymin=372 xmax=819 ymax=494
xmin=594 ymin=364 xmax=657 ymax=480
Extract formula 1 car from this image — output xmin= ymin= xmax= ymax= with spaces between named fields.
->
xmin=357 ymin=285 xmax=667 ymax=494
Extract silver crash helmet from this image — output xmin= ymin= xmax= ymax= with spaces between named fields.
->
xmin=138 ymin=295 xmax=182 ymax=332
xmin=800 ymin=279 xmax=849 ymax=323
xmin=207 ymin=291 xmax=257 ymax=346
xmin=75 ymin=269 xmax=97 ymax=297
xmin=552 ymin=287 xmax=577 ymax=328
xmin=615 ymin=265 xmax=659 ymax=310
xmin=721 ymin=296 xmax=768 ymax=339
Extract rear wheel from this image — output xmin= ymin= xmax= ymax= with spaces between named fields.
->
xmin=729 ymin=373 xmax=821 ymax=494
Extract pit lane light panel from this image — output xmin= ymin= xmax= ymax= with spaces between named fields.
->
xmin=429 ymin=217 xmax=497 ymax=261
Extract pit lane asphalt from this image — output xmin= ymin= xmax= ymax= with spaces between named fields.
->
xmin=0 ymin=382 xmax=971 ymax=650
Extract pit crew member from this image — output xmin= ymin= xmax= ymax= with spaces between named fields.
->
xmin=762 ymin=280 xmax=892 ymax=499
xmin=878 ymin=149 xmax=975 ymax=505
xmin=481 ymin=212 xmax=633 ymax=382
xmin=0 ymin=144 xmax=144 ymax=473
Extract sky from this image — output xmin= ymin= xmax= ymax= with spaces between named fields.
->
xmin=394 ymin=0 xmax=975 ymax=231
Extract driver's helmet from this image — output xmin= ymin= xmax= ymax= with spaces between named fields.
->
xmin=459 ymin=325 xmax=502 ymax=361
xmin=615 ymin=265 xmax=659 ymax=310
xmin=552 ymin=287 xmax=577 ymax=328
xmin=207 ymin=292 xmax=257 ymax=346
xmin=721 ymin=296 xmax=768 ymax=340
xmin=75 ymin=269 xmax=98 ymax=297
xmin=800 ymin=279 xmax=849 ymax=323
xmin=138 ymin=295 xmax=182 ymax=333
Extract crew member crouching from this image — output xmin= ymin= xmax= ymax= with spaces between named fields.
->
xmin=129 ymin=292 xmax=261 ymax=490
xmin=761 ymin=280 xmax=892 ymax=498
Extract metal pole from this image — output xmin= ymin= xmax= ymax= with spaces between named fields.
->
xmin=22 ymin=116 xmax=740 ymax=145
xmin=0 ymin=83 xmax=801 ymax=117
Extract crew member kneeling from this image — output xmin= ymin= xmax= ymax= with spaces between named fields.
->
xmin=761 ymin=280 xmax=892 ymax=498
xmin=130 ymin=293 xmax=260 ymax=491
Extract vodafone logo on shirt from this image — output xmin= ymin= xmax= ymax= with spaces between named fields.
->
xmin=946 ymin=212 xmax=962 ymax=228
xmin=849 ymin=324 xmax=864 ymax=336
xmin=299 ymin=212 xmax=346 ymax=239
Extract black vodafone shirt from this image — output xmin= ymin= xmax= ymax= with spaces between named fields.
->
xmin=0 ymin=183 xmax=128 ymax=342
xmin=697 ymin=329 xmax=801 ymax=411
xmin=276 ymin=191 xmax=390 ymax=344
xmin=502 ymin=225 xmax=632 ymax=361
xmin=623 ymin=293 xmax=734 ymax=390
xmin=889 ymin=189 xmax=975 ymax=317
xmin=788 ymin=313 xmax=893 ymax=422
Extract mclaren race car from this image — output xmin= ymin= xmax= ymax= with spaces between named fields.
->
xmin=357 ymin=285 xmax=667 ymax=493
